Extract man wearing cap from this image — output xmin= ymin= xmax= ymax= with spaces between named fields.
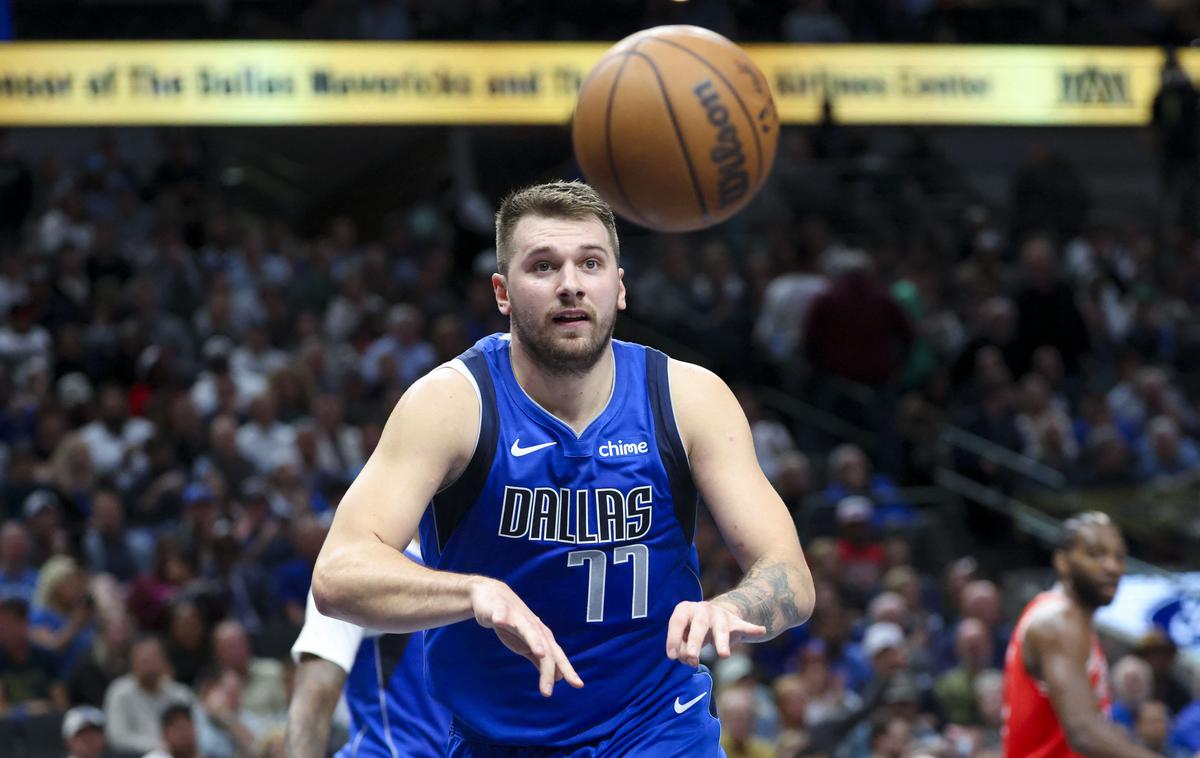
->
xmin=63 ymin=704 xmax=108 ymax=758
xmin=836 ymin=497 xmax=885 ymax=595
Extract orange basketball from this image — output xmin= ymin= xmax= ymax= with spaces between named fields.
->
xmin=572 ymin=25 xmax=780 ymax=233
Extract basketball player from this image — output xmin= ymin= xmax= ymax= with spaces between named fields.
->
xmin=1003 ymin=512 xmax=1160 ymax=758
xmin=313 ymin=181 xmax=815 ymax=755
xmin=286 ymin=544 xmax=450 ymax=758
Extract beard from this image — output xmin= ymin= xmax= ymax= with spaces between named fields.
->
xmin=510 ymin=299 xmax=617 ymax=377
xmin=1068 ymin=566 xmax=1117 ymax=609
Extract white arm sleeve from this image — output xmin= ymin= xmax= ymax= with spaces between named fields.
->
xmin=290 ymin=590 xmax=366 ymax=674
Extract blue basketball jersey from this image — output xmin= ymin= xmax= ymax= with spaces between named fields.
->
xmin=418 ymin=334 xmax=703 ymax=747
xmin=335 ymin=551 xmax=452 ymax=758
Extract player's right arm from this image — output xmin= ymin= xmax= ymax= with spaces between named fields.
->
xmin=311 ymin=367 xmax=583 ymax=696
xmin=1027 ymin=611 xmax=1161 ymax=758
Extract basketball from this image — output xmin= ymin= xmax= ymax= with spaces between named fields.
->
xmin=571 ymin=25 xmax=780 ymax=233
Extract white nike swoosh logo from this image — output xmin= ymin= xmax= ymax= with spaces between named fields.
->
xmin=510 ymin=439 xmax=558 ymax=457
xmin=673 ymin=692 xmax=707 ymax=714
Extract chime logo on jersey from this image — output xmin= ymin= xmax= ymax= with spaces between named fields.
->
xmin=597 ymin=439 xmax=649 ymax=458
xmin=498 ymin=484 xmax=653 ymax=544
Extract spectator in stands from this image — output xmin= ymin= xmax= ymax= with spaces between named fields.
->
xmin=69 ymin=609 xmax=133 ymax=708
xmin=754 ymin=241 xmax=827 ymax=364
xmin=1151 ymin=48 xmax=1200 ymax=232
xmin=1015 ymin=372 xmax=1079 ymax=470
xmin=103 ymin=635 xmax=193 ymax=754
xmin=235 ymin=394 xmax=296 ymax=475
xmin=309 ymin=392 xmax=363 ymax=485
xmin=22 ymin=488 xmax=68 ymax=565
xmin=360 ymin=302 xmax=435 ymax=390
xmin=273 ymin=514 xmax=326 ymax=628
xmin=30 ymin=555 xmax=95 ymax=674
xmin=934 ymin=618 xmax=994 ymax=725
xmin=83 ymin=486 xmax=145 ymax=582
xmin=1137 ymin=415 xmax=1200 ymax=483
xmin=203 ymin=527 xmax=277 ymax=637
xmin=823 ymin=444 xmax=915 ymax=531
xmin=719 ymin=685 xmax=775 ymax=758
xmin=0 ymin=596 xmax=68 ymax=714
xmin=1011 ymin=235 xmax=1091 ymax=377
xmin=0 ymin=519 xmax=37 ymax=601
xmin=142 ymin=701 xmax=200 ymax=758
xmin=1132 ymin=629 xmax=1191 ymax=714
xmin=773 ymin=674 xmax=811 ymax=748
xmin=834 ymin=497 xmax=885 ymax=595
xmin=62 ymin=704 xmax=108 ymax=758
xmin=126 ymin=537 xmax=197 ymax=632
xmin=1170 ymin=668 xmax=1200 ymax=754
xmin=937 ymin=580 xmax=1008 ymax=672
xmin=164 ymin=601 xmax=210 ymax=689
xmin=1134 ymin=699 xmax=1176 ymax=755
xmin=1111 ymin=654 xmax=1155 ymax=730
xmin=194 ymin=668 xmax=272 ymax=758
xmin=211 ymin=619 xmax=287 ymax=721
xmin=804 ymin=250 xmax=913 ymax=388
xmin=196 ymin=415 xmax=255 ymax=502
xmin=78 ymin=383 xmax=155 ymax=479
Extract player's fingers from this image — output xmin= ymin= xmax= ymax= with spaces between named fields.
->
xmin=729 ymin=618 xmax=768 ymax=644
xmin=549 ymin=637 xmax=584 ymax=688
xmin=711 ymin=609 xmax=731 ymax=658
xmin=665 ymin=602 xmax=694 ymax=660
xmin=537 ymin=623 xmax=583 ymax=687
xmin=684 ymin=610 xmax=711 ymax=666
xmin=537 ymin=639 xmax=557 ymax=697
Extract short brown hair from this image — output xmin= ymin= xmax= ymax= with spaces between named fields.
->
xmin=494 ymin=181 xmax=619 ymax=274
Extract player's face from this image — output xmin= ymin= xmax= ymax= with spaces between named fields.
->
xmin=495 ymin=214 xmax=625 ymax=376
xmin=1059 ymin=524 xmax=1126 ymax=608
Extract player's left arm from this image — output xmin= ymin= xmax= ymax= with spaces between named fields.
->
xmin=666 ymin=360 xmax=815 ymax=665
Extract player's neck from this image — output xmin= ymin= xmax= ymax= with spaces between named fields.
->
xmin=509 ymin=339 xmax=615 ymax=435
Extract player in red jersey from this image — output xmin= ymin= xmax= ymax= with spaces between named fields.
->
xmin=1003 ymin=512 xmax=1161 ymax=758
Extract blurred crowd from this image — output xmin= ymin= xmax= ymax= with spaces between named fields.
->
xmin=9 ymin=0 xmax=1200 ymax=47
xmin=0 ymin=19 xmax=1199 ymax=758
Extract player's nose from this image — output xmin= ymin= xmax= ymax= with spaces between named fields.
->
xmin=557 ymin=266 xmax=585 ymax=298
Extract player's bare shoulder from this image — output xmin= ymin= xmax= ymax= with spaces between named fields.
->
xmin=380 ymin=363 xmax=482 ymax=490
xmin=1022 ymin=596 xmax=1092 ymax=672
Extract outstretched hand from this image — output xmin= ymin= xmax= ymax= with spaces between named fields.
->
xmin=665 ymin=600 xmax=767 ymax=667
xmin=470 ymin=578 xmax=584 ymax=697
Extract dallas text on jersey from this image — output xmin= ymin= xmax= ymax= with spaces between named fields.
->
xmin=498 ymin=485 xmax=653 ymax=544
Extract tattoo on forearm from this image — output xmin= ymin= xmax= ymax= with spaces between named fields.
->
xmin=716 ymin=561 xmax=808 ymax=638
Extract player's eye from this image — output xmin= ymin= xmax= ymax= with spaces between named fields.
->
xmin=583 ymin=259 xmax=600 ymax=270
xmin=534 ymin=261 xmax=553 ymax=272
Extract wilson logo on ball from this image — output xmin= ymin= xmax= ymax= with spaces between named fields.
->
xmin=571 ymin=25 xmax=779 ymax=232
xmin=693 ymin=79 xmax=749 ymax=209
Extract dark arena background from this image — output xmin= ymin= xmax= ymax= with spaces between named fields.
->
xmin=1 ymin=2 xmax=1200 ymax=757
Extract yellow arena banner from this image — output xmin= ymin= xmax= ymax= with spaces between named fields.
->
xmin=0 ymin=41 xmax=1194 ymax=126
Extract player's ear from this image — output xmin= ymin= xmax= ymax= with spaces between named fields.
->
xmin=493 ymin=272 xmax=511 ymax=316
xmin=617 ymin=267 xmax=626 ymax=311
